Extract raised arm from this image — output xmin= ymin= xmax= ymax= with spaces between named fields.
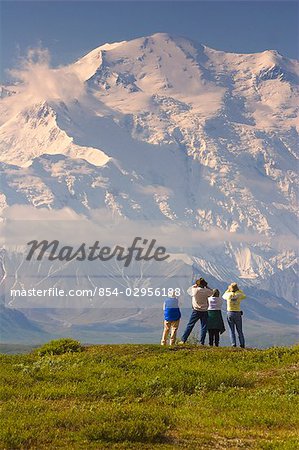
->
xmin=187 ymin=286 xmax=197 ymax=296
xmin=236 ymin=290 xmax=246 ymax=301
xmin=222 ymin=290 xmax=230 ymax=301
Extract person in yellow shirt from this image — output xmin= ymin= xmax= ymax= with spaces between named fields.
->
xmin=222 ymin=282 xmax=246 ymax=348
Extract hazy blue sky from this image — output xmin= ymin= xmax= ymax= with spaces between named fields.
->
xmin=1 ymin=1 xmax=298 ymax=82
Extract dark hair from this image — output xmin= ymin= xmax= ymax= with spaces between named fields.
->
xmin=229 ymin=283 xmax=239 ymax=292
xmin=212 ymin=289 xmax=220 ymax=297
xmin=196 ymin=278 xmax=207 ymax=288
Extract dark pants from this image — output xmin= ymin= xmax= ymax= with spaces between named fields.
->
xmin=227 ymin=311 xmax=245 ymax=348
xmin=181 ymin=310 xmax=208 ymax=344
xmin=208 ymin=329 xmax=220 ymax=346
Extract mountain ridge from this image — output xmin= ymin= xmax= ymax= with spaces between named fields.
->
xmin=0 ymin=33 xmax=298 ymax=342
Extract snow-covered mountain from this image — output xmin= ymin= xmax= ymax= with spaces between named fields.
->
xmin=0 ymin=33 xmax=298 ymax=343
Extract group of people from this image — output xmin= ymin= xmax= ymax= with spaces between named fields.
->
xmin=161 ymin=278 xmax=247 ymax=348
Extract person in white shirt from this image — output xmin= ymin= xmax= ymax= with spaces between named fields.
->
xmin=179 ymin=278 xmax=213 ymax=345
xmin=207 ymin=289 xmax=225 ymax=346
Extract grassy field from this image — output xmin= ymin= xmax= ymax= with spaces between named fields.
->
xmin=0 ymin=343 xmax=298 ymax=449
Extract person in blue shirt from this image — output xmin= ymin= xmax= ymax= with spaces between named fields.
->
xmin=161 ymin=290 xmax=181 ymax=346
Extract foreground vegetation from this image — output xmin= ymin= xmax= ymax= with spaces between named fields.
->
xmin=0 ymin=341 xmax=298 ymax=449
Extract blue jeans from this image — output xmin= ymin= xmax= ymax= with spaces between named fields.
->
xmin=181 ymin=310 xmax=208 ymax=344
xmin=227 ymin=312 xmax=245 ymax=348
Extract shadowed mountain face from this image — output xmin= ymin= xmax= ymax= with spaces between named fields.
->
xmin=0 ymin=304 xmax=49 ymax=343
xmin=0 ymin=34 xmax=298 ymax=343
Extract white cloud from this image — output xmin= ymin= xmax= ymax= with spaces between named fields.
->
xmin=137 ymin=185 xmax=173 ymax=197
xmin=2 ymin=47 xmax=86 ymax=122
xmin=2 ymin=205 xmax=82 ymax=221
xmin=1 ymin=205 xmax=298 ymax=252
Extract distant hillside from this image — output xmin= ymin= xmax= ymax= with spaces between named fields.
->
xmin=1 ymin=301 xmax=298 ymax=347
xmin=0 ymin=305 xmax=49 ymax=343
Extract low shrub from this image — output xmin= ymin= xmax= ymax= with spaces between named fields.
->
xmin=37 ymin=338 xmax=83 ymax=356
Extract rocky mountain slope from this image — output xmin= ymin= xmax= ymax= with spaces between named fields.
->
xmin=0 ymin=33 xmax=298 ymax=342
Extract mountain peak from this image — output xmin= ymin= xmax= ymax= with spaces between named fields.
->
xmin=74 ymin=33 xmax=298 ymax=87
xmin=0 ymin=31 xmax=298 ymax=316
